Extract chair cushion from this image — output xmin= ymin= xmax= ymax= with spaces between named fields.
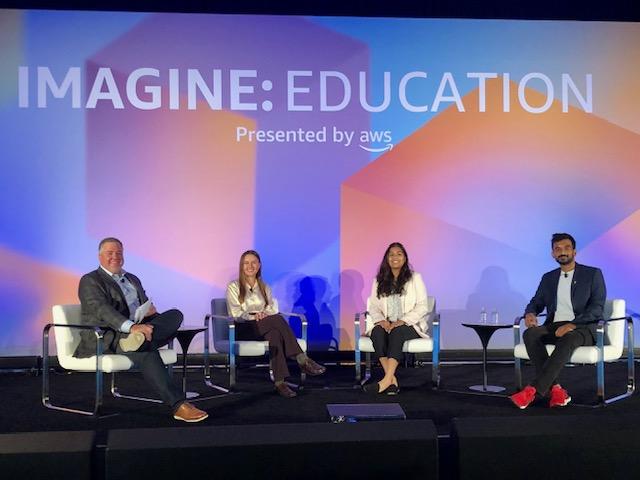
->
xmin=214 ymin=340 xmax=268 ymax=356
xmin=214 ymin=338 xmax=307 ymax=356
xmin=403 ymin=337 xmax=434 ymax=353
xmin=58 ymin=348 xmax=177 ymax=373
xmin=357 ymin=336 xmax=433 ymax=353
xmin=514 ymin=299 xmax=627 ymax=364
xmin=514 ymin=343 xmax=621 ymax=363
xmin=358 ymin=336 xmax=375 ymax=353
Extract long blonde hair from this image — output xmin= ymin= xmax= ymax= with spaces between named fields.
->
xmin=238 ymin=250 xmax=269 ymax=306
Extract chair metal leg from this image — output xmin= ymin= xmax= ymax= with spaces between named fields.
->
xmin=363 ymin=352 xmax=372 ymax=385
xmin=229 ymin=323 xmax=237 ymax=388
xmin=513 ymin=318 xmax=523 ymax=390
xmin=603 ymin=317 xmax=636 ymax=405
xmin=514 ymin=357 xmax=523 ymax=390
xmin=42 ymin=324 xmax=105 ymax=417
xmin=354 ymin=313 xmax=362 ymax=383
xmin=203 ymin=315 xmax=231 ymax=393
xmin=229 ymin=352 xmax=237 ymax=388
xmin=110 ymin=373 xmax=163 ymax=403
xmin=596 ymin=327 xmax=606 ymax=405
xmin=432 ymin=315 xmax=440 ymax=389
xmin=300 ymin=313 xmax=307 ymax=387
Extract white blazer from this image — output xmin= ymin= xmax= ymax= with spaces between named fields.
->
xmin=366 ymin=272 xmax=430 ymax=338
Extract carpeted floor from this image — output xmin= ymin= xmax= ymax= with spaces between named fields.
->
xmin=0 ymin=359 xmax=636 ymax=434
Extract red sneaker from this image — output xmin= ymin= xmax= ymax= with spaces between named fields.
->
xmin=510 ymin=385 xmax=536 ymax=409
xmin=549 ymin=384 xmax=571 ymax=407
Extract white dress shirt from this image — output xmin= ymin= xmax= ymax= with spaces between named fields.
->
xmin=100 ymin=266 xmax=138 ymax=332
xmin=226 ymin=279 xmax=279 ymax=320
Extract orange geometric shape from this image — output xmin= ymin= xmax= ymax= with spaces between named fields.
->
xmin=0 ymin=245 xmax=80 ymax=354
xmin=86 ymin=101 xmax=256 ymax=286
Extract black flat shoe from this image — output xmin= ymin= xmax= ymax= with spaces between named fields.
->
xmin=386 ymin=384 xmax=399 ymax=395
xmin=363 ymin=382 xmax=382 ymax=394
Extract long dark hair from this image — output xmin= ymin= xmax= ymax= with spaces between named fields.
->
xmin=238 ymin=250 xmax=270 ymax=306
xmin=376 ymin=242 xmax=413 ymax=298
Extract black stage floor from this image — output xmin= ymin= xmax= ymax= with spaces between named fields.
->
xmin=0 ymin=359 xmax=636 ymax=432
xmin=1 ymin=360 xmax=638 ymax=480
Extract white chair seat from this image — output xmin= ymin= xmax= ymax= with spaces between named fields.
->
xmin=358 ymin=336 xmax=433 ymax=353
xmin=514 ymin=342 xmax=622 ymax=363
xmin=513 ymin=298 xmax=636 ymax=405
xmin=44 ymin=304 xmax=178 ymax=416
xmin=59 ymin=349 xmax=177 ymax=372
xmin=213 ymin=338 xmax=307 ymax=356
xmin=354 ymin=295 xmax=440 ymax=388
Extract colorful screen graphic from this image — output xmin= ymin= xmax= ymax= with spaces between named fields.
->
xmin=1 ymin=10 xmax=639 ymax=355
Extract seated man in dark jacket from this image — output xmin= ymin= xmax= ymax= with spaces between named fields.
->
xmin=510 ymin=233 xmax=606 ymax=409
xmin=76 ymin=237 xmax=207 ymax=422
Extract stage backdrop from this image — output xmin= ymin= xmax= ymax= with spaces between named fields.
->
xmin=1 ymin=9 xmax=639 ymax=355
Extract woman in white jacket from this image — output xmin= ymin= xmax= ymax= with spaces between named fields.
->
xmin=364 ymin=242 xmax=429 ymax=394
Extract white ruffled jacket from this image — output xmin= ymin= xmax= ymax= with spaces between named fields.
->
xmin=366 ymin=272 xmax=430 ymax=338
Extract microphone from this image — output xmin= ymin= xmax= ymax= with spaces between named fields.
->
xmin=563 ymin=273 xmax=568 ymax=278
xmin=120 ymin=278 xmax=125 ymax=283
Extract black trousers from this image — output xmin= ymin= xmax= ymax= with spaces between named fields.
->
xmin=370 ymin=324 xmax=421 ymax=362
xmin=523 ymin=321 xmax=594 ymax=394
xmin=117 ymin=309 xmax=184 ymax=410
xmin=236 ymin=314 xmax=303 ymax=382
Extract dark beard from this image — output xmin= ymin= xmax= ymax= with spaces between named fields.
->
xmin=556 ymin=255 xmax=574 ymax=265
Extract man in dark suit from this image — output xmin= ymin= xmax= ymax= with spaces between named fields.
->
xmin=510 ymin=233 xmax=606 ymax=409
xmin=76 ymin=237 xmax=208 ymax=422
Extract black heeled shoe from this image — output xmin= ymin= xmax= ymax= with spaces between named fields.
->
xmin=386 ymin=384 xmax=399 ymax=395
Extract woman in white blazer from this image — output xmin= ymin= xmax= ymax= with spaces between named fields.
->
xmin=364 ymin=242 xmax=429 ymax=394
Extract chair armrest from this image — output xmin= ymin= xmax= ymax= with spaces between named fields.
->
xmin=595 ymin=316 xmax=631 ymax=324
xmin=513 ymin=313 xmax=547 ymax=346
xmin=43 ymin=323 xmax=105 ymax=335
xmin=354 ymin=312 xmax=362 ymax=339
xmin=280 ymin=311 xmax=307 ymax=326
xmin=432 ymin=312 xmax=440 ymax=352
xmin=280 ymin=312 xmax=307 ymax=342
xmin=42 ymin=323 xmax=106 ymax=371
xmin=204 ymin=313 xmax=240 ymax=324
xmin=513 ymin=316 xmax=524 ymax=346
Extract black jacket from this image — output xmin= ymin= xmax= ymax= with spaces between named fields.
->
xmin=525 ymin=263 xmax=606 ymax=339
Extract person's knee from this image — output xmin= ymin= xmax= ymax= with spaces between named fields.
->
xmin=265 ymin=329 xmax=283 ymax=345
xmin=370 ymin=326 xmax=387 ymax=341
xmin=388 ymin=328 xmax=407 ymax=346
xmin=388 ymin=327 xmax=406 ymax=340
xmin=557 ymin=331 xmax=585 ymax=350
xmin=523 ymin=326 xmax=544 ymax=344
xmin=163 ymin=309 xmax=183 ymax=328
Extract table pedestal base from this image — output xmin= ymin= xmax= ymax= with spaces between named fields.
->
xmin=469 ymin=385 xmax=505 ymax=393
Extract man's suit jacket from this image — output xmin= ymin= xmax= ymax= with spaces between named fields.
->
xmin=74 ymin=267 xmax=148 ymax=358
xmin=525 ymin=263 xmax=606 ymax=339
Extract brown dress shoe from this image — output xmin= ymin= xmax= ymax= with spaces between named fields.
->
xmin=301 ymin=358 xmax=326 ymax=376
xmin=275 ymin=382 xmax=297 ymax=398
xmin=173 ymin=402 xmax=208 ymax=422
